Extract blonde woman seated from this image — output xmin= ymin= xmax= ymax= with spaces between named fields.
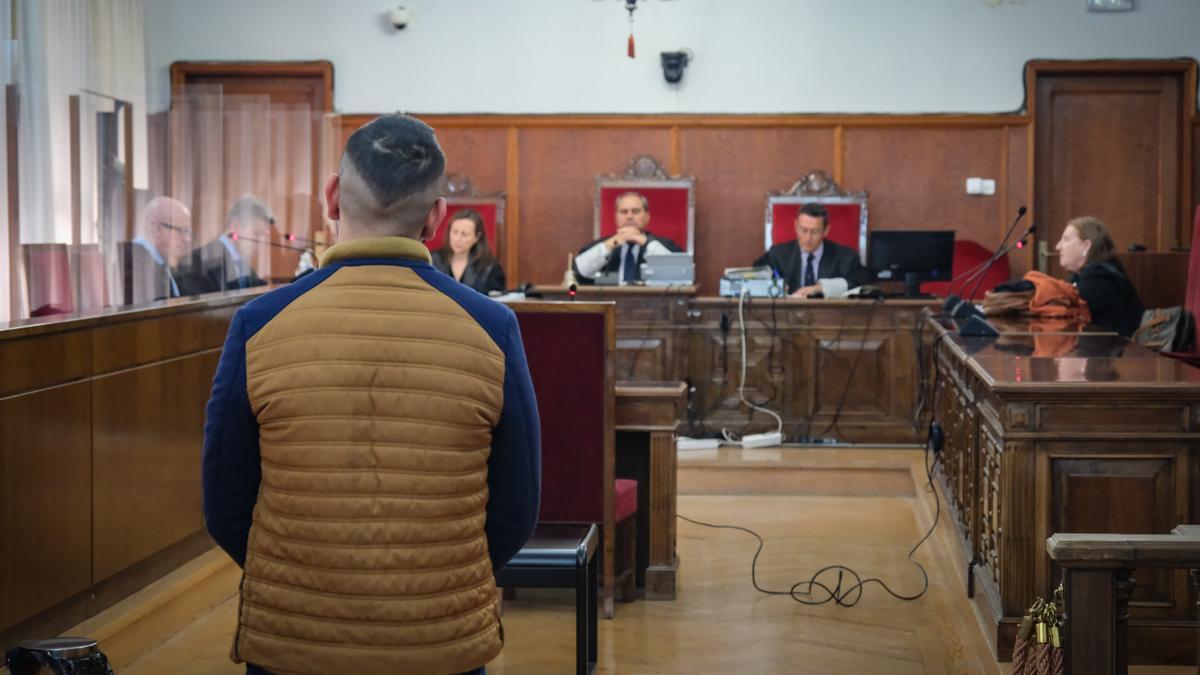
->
xmin=431 ymin=208 xmax=506 ymax=295
xmin=1054 ymin=215 xmax=1144 ymax=337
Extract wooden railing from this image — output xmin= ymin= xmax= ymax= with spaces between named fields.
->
xmin=1046 ymin=525 xmax=1200 ymax=675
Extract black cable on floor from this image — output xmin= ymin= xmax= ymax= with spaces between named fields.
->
xmin=677 ymin=445 xmax=942 ymax=608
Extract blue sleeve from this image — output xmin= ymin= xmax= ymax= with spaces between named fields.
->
xmin=485 ymin=311 xmax=542 ymax=572
xmin=201 ymin=310 xmax=262 ymax=568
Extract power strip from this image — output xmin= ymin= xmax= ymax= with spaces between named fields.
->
xmin=676 ymin=437 xmax=721 ymax=451
xmin=739 ymin=431 xmax=783 ymax=449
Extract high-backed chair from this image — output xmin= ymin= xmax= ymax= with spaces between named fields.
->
xmin=504 ymin=301 xmax=638 ymax=621
xmin=425 ymin=173 xmax=506 ymax=257
xmin=922 ymin=239 xmax=1012 ymax=300
xmin=22 ymin=243 xmax=74 ymax=317
xmin=595 ymin=155 xmax=695 ymax=252
xmin=765 ymin=170 xmax=868 ymax=263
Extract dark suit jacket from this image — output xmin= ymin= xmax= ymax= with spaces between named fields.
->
xmin=572 ymin=231 xmax=684 ymax=284
xmin=431 ymin=251 xmax=507 ymax=295
xmin=178 ymin=238 xmax=266 ymax=295
xmin=754 ymin=239 xmax=869 ymax=294
xmin=1072 ymin=259 xmax=1144 ymax=338
xmin=120 ymin=242 xmax=174 ymax=304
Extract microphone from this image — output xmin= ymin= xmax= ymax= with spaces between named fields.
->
xmin=942 ymin=206 xmax=1027 ymax=315
xmin=228 ymin=232 xmax=311 ymax=253
xmin=568 ymin=283 xmax=577 ymax=301
xmin=962 ymin=218 xmax=1033 ymax=305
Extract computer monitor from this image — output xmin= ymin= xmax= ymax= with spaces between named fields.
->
xmin=867 ymin=230 xmax=955 ymax=298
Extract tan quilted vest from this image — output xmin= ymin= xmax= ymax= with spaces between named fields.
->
xmin=235 ymin=252 xmax=505 ymax=674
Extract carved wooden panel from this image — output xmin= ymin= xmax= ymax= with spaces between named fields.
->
xmin=809 ymin=335 xmax=889 ymax=418
xmin=979 ymin=423 xmax=1004 ymax=586
xmin=1049 ymin=453 xmax=1189 ymax=618
xmin=1034 ymin=67 xmax=1188 ymax=270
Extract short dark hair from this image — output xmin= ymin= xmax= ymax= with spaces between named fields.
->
xmin=339 ymin=114 xmax=446 ymax=231
xmin=798 ymin=203 xmax=829 ymax=227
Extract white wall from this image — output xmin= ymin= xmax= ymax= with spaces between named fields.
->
xmin=143 ymin=0 xmax=1200 ymax=115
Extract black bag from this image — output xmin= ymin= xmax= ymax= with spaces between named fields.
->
xmin=1134 ymin=307 xmax=1196 ymax=353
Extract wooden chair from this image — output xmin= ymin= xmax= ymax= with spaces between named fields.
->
xmin=426 ymin=172 xmax=506 ymax=257
xmin=595 ymin=155 xmax=695 ymax=253
xmin=765 ymin=170 xmax=868 ymax=263
xmin=505 ymin=301 xmax=638 ymax=621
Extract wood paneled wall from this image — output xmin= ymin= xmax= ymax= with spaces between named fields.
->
xmin=338 ymin=114 xmax=1046 ymax=291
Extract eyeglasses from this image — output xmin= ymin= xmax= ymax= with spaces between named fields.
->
xmin=153 ymin=221 xmax=193 ymax=236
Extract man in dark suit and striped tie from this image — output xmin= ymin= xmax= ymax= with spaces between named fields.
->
xmin=754 ymin=203 xmax=869 ymax=298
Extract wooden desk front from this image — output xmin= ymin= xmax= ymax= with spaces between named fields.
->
xmin=928 ymin=315 xmax=1200 ymax=664
xmin=535 ymin=286 xmax=933 ymax=443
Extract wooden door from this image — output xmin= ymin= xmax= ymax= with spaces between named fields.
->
xmin=169 ymin=61 xmax=332 ymax=282
xmin=1032 ymin=61 xmax=1195 ymax=277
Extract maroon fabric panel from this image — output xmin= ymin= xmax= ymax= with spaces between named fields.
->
xmin=426 ymin=202 xmax=500 ymax=255
xmin=771 ymin=203 xmax=862 ymax=253
xmin=514 ymin=311 xmax=607 ymax=524
xmin=598 ymin=186 xmax=691 ymax=250
xmin=922 ymin=239 xmax=1011 ymax=299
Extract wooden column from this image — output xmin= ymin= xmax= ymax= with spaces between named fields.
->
xmin=1061 ymin=568 xmax=1133 ymax=675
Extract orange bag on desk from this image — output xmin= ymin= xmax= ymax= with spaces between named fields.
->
xmin=1024 ymin=271 xmax=1091 ymax=324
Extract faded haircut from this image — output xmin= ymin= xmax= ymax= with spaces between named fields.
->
xmin=338 ymin=113 xmax=446 ymax=235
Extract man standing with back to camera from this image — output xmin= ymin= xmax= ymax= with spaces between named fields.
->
xmin=755 ymin=202 xmax=869 ymax=298
xmin=202 ymin=113 xmax=541 ymax=675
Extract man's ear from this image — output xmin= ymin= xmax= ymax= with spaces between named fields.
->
xmin=420 ymin=197 xmax=447 ymax=242
xmin=323 ymin=173 xmax=340 ymax=222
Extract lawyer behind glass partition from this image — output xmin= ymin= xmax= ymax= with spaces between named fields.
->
xmin=754 ymin=202 xmax=869 ymax=298
xmin=1054 ymin=215 xmax=1144 ymax=337
xmin=431 ymin=208 xmax=507 ymax=294
xmin=573 ymin=191 xmax=684 ymax=283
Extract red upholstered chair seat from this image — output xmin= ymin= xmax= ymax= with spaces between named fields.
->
xmin=614 ymin=479 xmax=638 ymax=523
xmin=922 ymin=239 xmax=1012 ymax=300
xmin=597 ymin=185 xmax=692 ymax=252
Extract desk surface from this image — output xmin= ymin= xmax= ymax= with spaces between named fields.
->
xmin=928 ymin=311 xmax=1200 ymax=392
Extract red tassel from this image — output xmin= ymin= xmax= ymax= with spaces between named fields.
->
xmin=627 ymin=33 xmax=635 ymax=58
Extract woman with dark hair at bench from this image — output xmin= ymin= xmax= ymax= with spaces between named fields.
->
xmin=432 ymin=208 xmax=507 ymax=294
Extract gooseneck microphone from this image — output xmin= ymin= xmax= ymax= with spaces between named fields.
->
xmin=942 ymin=206 xmax=1028 ymax=315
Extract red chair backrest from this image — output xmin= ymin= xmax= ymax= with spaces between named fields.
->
xmin=596 ymin=185 xmax=692 ymax=252
xmin=23 ymin=243 xmax=74 ymax=317
xmin=769 ymin=202 xmax=865 ymax=256
xmin=511 ymin=303 xmax=614 ymax=524
xmin=921 ymin=239 xmax=1012 ymax=300
xmin=426 ymin=200 xmax=502 ymax=257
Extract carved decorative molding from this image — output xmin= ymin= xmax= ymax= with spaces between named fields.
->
xmin=602 ymin=154 xmax=690 ymax=182
xmin=773 ymin=170 xmax=850 ymax=198
xmin=445 ymin=172 xmax=504 ymax=199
